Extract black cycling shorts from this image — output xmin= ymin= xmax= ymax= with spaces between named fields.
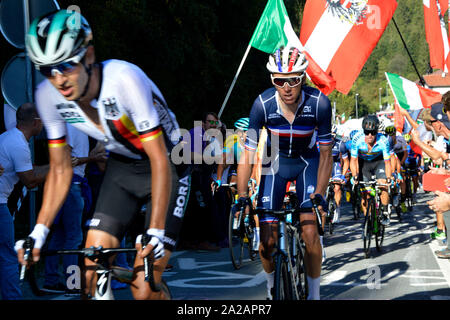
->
xmin=359 ymin=155 xmax=387 ymax=182
xmin=88 ymin=153 xmax=191 ymax=252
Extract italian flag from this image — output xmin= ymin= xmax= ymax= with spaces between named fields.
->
xmin=250 ymin=0 xmax=336 ymax=95
xmin=300 ymin=0 xmax=397 ymax=94
xmin=385 ymin=72 xmax=442 ymax=110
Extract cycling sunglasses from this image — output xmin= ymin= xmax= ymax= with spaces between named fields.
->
xmin=270 ymin=74 xmax=304 ymax=88
xmin=364 ymin=129 xmax=378 ymax=136
xmin=39 ymin=61 xmax=79 ymax=78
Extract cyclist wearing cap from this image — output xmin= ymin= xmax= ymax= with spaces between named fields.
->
xmin=17 ymin=9 xmax=190 ymax=300
xmin=236 ymin=46 xmax=332 ymax=300
xmin=350 ymin=115 xmax=392 ymax=226
xmin=213 ymin=118 xmax=250 ymax=189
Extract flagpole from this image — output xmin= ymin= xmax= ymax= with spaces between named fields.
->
xmin=391 ymin=17 xmax=426 ymax=87
xmin=218 ymin=44 xmax=252 ymax=119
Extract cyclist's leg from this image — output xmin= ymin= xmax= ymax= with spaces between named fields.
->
xmin=296 ymin=155 xmax=321 ymax=299
xmin=360 ymin=159 xmax=372 ymax=216
xmin=133 ymin=165 xmax=191 ymax=300
xmin=256 ymin=156 xmax=286 ymax=298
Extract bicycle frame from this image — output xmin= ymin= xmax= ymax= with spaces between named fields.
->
xmin=260 ymin=207 xmax=306 ymax=300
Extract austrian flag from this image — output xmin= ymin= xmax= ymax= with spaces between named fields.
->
xmin=300 ymin=0 xmax=398 ymax=94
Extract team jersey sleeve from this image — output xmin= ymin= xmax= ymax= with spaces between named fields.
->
xmin=117 ymin=64 xmax=163 ymax=142
xmin=245 ymin=97 xmax=266 ymax=152
xmin=35 ymin=81 xmax=68 ymax=142
xmin=350 ymin=137 xmax=360 ymax=158
xmin=316 ymin=93 xmax=332 ymax=147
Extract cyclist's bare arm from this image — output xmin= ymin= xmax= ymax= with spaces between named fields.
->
xmin=350 ymin=156 xmax=359 ymax=181
xmin=139 ymin=134 xmax=171 ymax=257
xmin=18 ymin=144 xmax=73 ymax=265
xmin=237 ymin=148 xmax=255 ymax=198
xmin=315 ymin=144 xmax=333 ymax=196
xmin=341 ymin=156 xmax=350 ymax=177
xmin=384 ymin=159 xmax=392 ymax=180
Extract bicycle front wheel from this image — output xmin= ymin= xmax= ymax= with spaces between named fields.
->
xmin=293 ymin=239 xmax=308 ymax=300
xmin=363 ymin=200 xmax=374 ymax=258
xmin=375 ymin=214 xmax=385 ymax=252
xmin=160 ymin=280 xmax=172 ymax=300
xmin=228 ymin=208 xmax=244 ymax=269
xmin=273 ymin=254 xmax=292 ymax=300
xmin=328 ymin=199 xmax=336 ymax=235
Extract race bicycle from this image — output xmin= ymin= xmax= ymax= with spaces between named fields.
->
xmin=227 ymin=183 xmax=258 ymax=269
xmin=358 ymin=177 xmax=390 ymax=258
xmin=262 ymin=194 xmax=324 ymax=300
xmin=325 ymin=178 xmax=344 ymax=234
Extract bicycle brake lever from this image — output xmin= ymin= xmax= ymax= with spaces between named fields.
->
xmin=20 ymin=237 xmax=35 ymax=281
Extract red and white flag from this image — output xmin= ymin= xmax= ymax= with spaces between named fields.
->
xmin=300 ymin=0 xmax=397 ymax=94
xmin=424 ymin=0 xmax=450 ymax=72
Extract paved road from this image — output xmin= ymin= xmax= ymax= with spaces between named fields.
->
xmin=21 ymin=189 xmax=450 ymax=300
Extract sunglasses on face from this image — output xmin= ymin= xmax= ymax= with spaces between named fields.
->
xmin=39 ymin=61 xmax=79 ymax=78
xmin=364 ymin=130 xmax=378 ymax=136
xmin=270 ymin=74 xmax=304 ymax=88
xmin=206 ymin=120 xmax=220 ymax=125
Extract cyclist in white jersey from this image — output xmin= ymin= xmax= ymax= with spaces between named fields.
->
xmin=16 ymin=9 xmax=189 ymax=300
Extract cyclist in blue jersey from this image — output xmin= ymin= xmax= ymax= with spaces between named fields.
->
xmin=236 ymin=46 xmax=332 ymax=300
xmin=350 ymin=115 xmax=392 ymax=225
xmin=340 ymin=129 xmax=363 ymax=179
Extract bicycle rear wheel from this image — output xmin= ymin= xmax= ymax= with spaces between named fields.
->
xmin=228 ymin=208 xmax=244 ymax=269
xmin=273 ymin=254 xmax=292 ymax=300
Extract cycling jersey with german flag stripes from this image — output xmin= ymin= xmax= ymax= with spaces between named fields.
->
xmin=245 ymin=86 xmax=332 ymax=158
xmin=35 ymin=59 xmax=180 ymax=159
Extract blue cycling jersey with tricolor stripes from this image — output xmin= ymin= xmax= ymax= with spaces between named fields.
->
xmin=350 ymin=133 xmax=391 ymax=161
xmin=245 ymin=86 xmax=332 ymax=158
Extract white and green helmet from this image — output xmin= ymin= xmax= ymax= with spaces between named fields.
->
xmin=234 ymin=117 xmax=250 ymax=131
xmin=26 ymin=10 xmax=92 ymax=68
